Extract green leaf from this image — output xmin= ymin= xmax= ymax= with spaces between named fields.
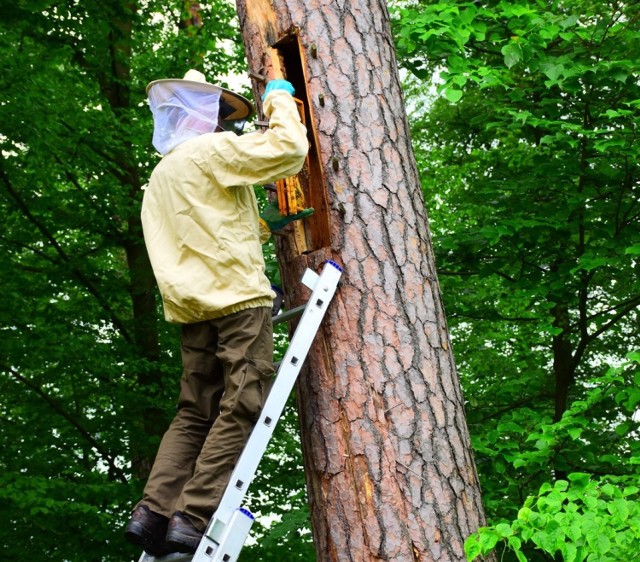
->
xmin=561 ymin=541 xmax=578 ymax=562
xmin=445 ymin=88 xmax=463 ymax=103
xmin=464 ymin=535 xmax=482 ymax=561
xmin=607 ymin=498 xmax=630 ymax=520
xmin=508 ymin=534 xmax=522 ymax=551
xmin=567 ymin=427 xmax=583 ymax=439
xmin=479 ymin=530 xmax=499 ymax=553
xmin=502 ymin=41 xmax=523 ymax=68
xmin=567 ymin=473 xmax=591 ymax=488
xmin=540 ymin=61 xmax=564 ymax=82
xmin=561 ymin=14 xmax=579 ymax=28
xmin=553 ymin=480 xmax=569 ymax=492
xmin=540 ymin=482 xmax=553 ymax=494
xmin=615 ymin=421 xmax=632 ymax=436
xmin=495 ymin=522 xmax=513 ymax=537
xmin=595 ymin=533 xmax=612 ymax=554
xmin=573 ymin=254 xmax=609 ymax=273
xmin=518 ymin=507 xmax=532 ymax=521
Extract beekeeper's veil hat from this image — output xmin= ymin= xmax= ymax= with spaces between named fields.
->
xmin=147 ymin=69 xmax=254 ymax=154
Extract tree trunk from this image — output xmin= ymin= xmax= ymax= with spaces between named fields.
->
xmin=551 ymin=301 xmax=575 ymax=425
xmin=236 ymin=1 xmax=488 ymax=560
xmin=100 ymin=0 xmax=166 ymax=478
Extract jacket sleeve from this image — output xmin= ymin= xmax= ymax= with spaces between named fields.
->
xmin=206 ymin=90 xmax=309 ymax=188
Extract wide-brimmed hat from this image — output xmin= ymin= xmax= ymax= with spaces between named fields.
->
xmin=146 ymin=69 xmax=254 ymax=121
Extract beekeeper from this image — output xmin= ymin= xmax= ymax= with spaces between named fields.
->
xmin=125 ymin=69 xmax=310 ymax=556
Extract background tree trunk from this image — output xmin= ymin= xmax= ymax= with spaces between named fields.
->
xmin=236 ymin=0 xmax=489 ymax=560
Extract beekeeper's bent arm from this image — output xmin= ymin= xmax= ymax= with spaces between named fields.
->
xmin=207 ymin=90 xmax=308 ymax=188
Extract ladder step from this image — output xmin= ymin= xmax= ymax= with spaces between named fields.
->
xmin=272 ymin=303 xmax=305 ymax=325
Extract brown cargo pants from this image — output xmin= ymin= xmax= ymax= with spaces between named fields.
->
xmin=138 ymin=306 xmax=274 ymax=531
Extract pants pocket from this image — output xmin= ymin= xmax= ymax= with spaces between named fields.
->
xmin=229 ymin=358 xmax=274 ymax=421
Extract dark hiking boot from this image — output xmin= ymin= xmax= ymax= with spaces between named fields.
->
xmin=165 ymin=511 xmax=204 ymax=553
xmin=124 ymin=504 xmax=172 ymax=557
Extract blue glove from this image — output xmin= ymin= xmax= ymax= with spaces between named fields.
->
xmin=262 ymin=79 xmax=295 ymax=101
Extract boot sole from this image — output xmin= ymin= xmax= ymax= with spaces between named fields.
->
xmin=125 ymin=520 xmax=171 ymax=557
xmin=165 ymin=529 xmax=202 ymax=553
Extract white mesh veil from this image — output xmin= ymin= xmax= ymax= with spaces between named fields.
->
xmin=148 ymin=82 xmax=222 ymax=155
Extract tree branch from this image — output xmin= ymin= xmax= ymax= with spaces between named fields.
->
xmin=0 ymin=156 xmax=133 ymax=344
xmin=3 ymin=364 xmax=128 ymax=484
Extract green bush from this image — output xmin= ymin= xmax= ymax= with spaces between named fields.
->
xmin=465 ymin=474 xmax=640 ymax=561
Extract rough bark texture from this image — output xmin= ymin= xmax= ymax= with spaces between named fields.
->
xmin=236 ymin=1 xmax=488 ymax=560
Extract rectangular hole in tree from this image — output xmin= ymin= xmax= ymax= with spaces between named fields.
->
xmin=272 ymin=33 xmax=331 ymax=252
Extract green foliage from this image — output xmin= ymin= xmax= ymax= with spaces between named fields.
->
xmin=394 ymin=0 xmax=640 ymax=560
xmin=0 ymin=1 xmax=280 ymax=561
xmin=0 ymin=0 xmax=312 ymax=557
xmin=465 ymin=474 xmax=640 ymax=562
xmin=469 ymin=352 xmax=640 ymax=530
xmin=462 ymin=353 xmax=639 ymax=562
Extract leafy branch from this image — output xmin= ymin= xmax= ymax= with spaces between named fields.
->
xmin=0 ymin=156 xmax=133 ymax=344
xmin=3 ymin=364 xmax=128 ymax=484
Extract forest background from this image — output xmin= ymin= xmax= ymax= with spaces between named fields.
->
xmin=0 ymin=1 xmax=638 ymax=561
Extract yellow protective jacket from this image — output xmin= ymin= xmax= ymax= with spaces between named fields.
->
xmin=141 ymin=90 xmax=308 ymax=324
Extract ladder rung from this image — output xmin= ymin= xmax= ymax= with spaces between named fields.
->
xmin=272 ymin=303 xmax=306 ymax=325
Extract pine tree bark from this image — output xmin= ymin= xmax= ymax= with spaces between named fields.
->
xmin=236 ymin=1 xmax=489 ymax=560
